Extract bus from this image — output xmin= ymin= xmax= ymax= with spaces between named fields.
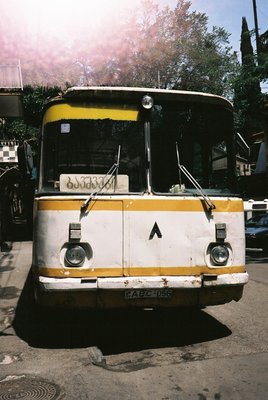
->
xmin=29 ymin=86 xmax=248 ymax=308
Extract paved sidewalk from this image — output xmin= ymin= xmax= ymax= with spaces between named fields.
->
xmin=0 ymin=241 xmax=32 ymax=333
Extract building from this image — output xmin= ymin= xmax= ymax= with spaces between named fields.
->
xmin=0 ymin=61 xmax=24 ymax=249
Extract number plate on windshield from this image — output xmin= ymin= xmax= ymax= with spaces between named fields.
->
xmin=124 ymin=289 xmax=173 ymax=299
xmin=60 ymin=174 xmax=129 ymax=192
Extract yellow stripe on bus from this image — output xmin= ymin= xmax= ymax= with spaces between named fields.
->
xmin=36 ymin=198 xmax=244 ymax=213
xmin=37 ymin=199 xmax=123 ymax=211
xmin=43 ymin=104 xmax=140 ymax=124
xmin=34 ymin=265 xmax=246 ymax=278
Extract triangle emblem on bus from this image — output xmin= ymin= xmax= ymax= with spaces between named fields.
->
xmin=149 ymin=222 xmax=162 ymax=240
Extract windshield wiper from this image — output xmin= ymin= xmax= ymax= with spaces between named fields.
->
xmin=81 ymin=145 xmax=121 ymax=212
xmin=175 ymin=142 xmax=216 ymax=212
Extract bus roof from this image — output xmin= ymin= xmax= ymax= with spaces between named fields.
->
xmin=44 ymin=86 xmax=233 ymax=111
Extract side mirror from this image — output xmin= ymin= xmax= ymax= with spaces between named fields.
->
xmin=18 ymin=142 xmax=34 ymax=179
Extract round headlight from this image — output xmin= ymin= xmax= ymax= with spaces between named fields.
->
xmin=210 ymin=245 xmax=229 ymax=266
xmin=65 ymin=245 xmax=86 ymax=267
xmin=141 ymin=95 xmax=154 ymax=109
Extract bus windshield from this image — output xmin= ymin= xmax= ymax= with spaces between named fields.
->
xmin=41 ymin=106 xmax=146 ymax=193
xmin=150 ymin=102 xmax=235 ymax=195
xmin=40 ymin=99 xmax=235 ymax=196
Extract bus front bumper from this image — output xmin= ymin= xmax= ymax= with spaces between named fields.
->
xmin=37 ymin=273 xmax=248 ymax=291
xmin=34 ymin=273 xmax=249 ymax=308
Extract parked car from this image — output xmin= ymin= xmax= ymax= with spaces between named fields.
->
xmin=245 ymin=213 xmax=268 ymax=253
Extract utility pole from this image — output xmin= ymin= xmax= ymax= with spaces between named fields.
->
xmin=252 ymin=0 xmax=261 ymax=63
xmin=252 ymin=0 xmax=268 ymax=197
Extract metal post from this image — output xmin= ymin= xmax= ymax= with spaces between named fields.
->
xmin=252 ymin=0 xmax=261 ymax=63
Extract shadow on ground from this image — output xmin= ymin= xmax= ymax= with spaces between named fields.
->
xmin=9 ymin=222 xmax=32 ymax=242
xmin=11 ymin=272 xmax=232 ymax=355
xmin=246 ymin=250 xmax=268 ymax=264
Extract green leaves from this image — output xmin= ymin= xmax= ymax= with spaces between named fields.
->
xmin=233 ymin=17 xmax=265 ymax=139
xmin=22 ymin=86 xmax=61 ymax=127
xmin=0 ymin=1 xmax=248 ymax=142
xmin=0 ymin=86 xmax=61 ymax=142
xmin=1 ymin=0 xmax=238 ymax=97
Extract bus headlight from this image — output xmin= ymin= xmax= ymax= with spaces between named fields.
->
xmin=141 ymin=95 xmax=154 ymax=109
xmin=210 ymin=245 xmax=229 ymax=266
xmin=65 ymin=245 xmax=86 ymax=267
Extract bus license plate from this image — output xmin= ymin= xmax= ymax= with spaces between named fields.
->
xmin=124 ymin=289 xmax=173 ymax=299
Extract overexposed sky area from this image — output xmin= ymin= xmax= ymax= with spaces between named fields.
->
xmin=2 ymin=0 xmax=267 ymax=54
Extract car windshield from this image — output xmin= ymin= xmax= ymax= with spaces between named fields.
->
xmin=246 ymin=214 xmax=268 ymax=227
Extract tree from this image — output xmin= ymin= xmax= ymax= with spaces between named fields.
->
xmin=259 ymin=30 xmax=268 ymax=83
xmin=233 ymin=17 xmax=263 ymax=143
xmin=0 ymin=0 xmax=238 ymax=97
xmin=0 ymin=86 xmax=61 ymax=142
xmin=0 ymin=119 xmax=38 ymax=143
xmin=0 ymin=0 xmax=242 ymax=145
xmin=22 ymin=86 xmax=61 ymax=127
xmin=80 ymin=0 xmax=237 ymax=96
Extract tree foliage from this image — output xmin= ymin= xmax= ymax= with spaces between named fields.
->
xmin=0 ymin=86 xmax=61 ymax=142
xmin=71 ymin=0 xmax=238 ymax=97
xmin=0 ymin=119 xmax=38 ymax=143
xmin=259 ymin=29 xmax=268 ymax=80
xmin=1 ymin=0 xmax=238 ymax=97
xmin=233 ymin=17 xmax=264 ymax=141
xmin=0 ymin=0 xmax=241 ymax=141
xmin=22 ymin=86 xmax=61 ymax=127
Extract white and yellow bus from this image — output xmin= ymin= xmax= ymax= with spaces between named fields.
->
xmin=31 ymin=87 xmax=248 ymax=308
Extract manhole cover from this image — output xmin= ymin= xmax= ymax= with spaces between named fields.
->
xmin=0 ymin=376 xmax=61 ymax=399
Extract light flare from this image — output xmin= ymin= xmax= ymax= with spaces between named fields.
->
xmin=5 ymin=0 xmax=142 ymax=41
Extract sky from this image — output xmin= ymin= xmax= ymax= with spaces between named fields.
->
xmin=186 ymin=0 xmax=268 ymax=93
xmin=3 ymin=0 xmax=267 ymax=54
xmin=1 ymin=0 xmax=267 ymax=88
xmin=189 ymin=0 xmax=268 ymax=54
xmin=162 ymin=0 xmax=267 ymax=53
xmin=165 ymin=0 xmax=268 ymax=94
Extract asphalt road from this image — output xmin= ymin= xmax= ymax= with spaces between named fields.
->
xmin=0 ymin=242 xmax=267 ymax=400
